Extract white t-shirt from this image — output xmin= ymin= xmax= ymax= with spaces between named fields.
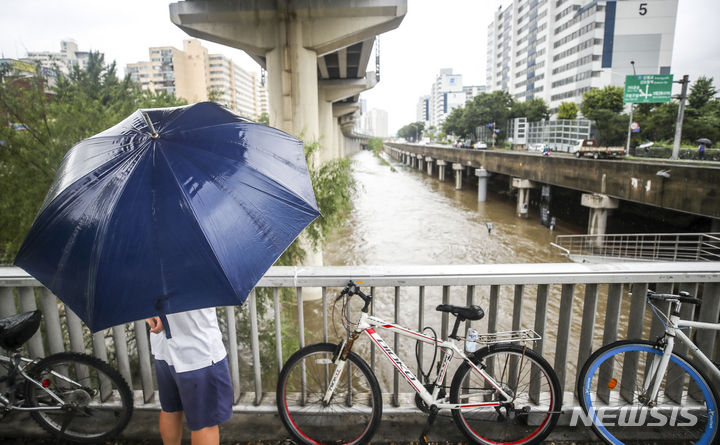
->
xmin=149 ymin=308 xmax=227 ymax=373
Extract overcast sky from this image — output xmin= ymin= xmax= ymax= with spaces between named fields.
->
xmin=2 ymin=1 xmax=719 ymax=134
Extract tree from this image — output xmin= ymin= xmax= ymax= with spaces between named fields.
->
xmin=397 ymin=121 xmax=425 ymax=141
xmin=511 ymin=98 xmax=550 ymax=122
xmin=557 ymin=101 xmax=578 ymax=119
xmin=580 ymin=86 xmax=626 ymax=145
xmin=688 ymin=76 xmax=717 ymax=110
xmin=0 ymin=53 xmax=186 ymax=262
xmin=441 ymin=108 xmax=464 ymax=137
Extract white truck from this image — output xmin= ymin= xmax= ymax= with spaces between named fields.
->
xmin=572 ymin=139 xmax=626 ymax=159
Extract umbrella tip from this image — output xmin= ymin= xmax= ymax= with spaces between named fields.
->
xmin=142 ymin=111 xmax=159 ymax=139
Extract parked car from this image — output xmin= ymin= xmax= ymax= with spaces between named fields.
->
xmin=473 ymin=141 xmax=488 ymax=149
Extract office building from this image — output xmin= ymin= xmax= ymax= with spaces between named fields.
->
xmin=486 ymin=0 xmax=678 ymax=110
xmin=429 ymin=68 xmax=466 ymax=128
xmin=127 ymin=39 xmax=268 ymax=120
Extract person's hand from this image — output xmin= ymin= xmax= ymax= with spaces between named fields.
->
xmin=145 ymin=316 xmax=164 ymax=334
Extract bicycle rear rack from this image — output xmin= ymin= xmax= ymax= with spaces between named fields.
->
xmin=475 ymin=329 xmax=541 ymax=345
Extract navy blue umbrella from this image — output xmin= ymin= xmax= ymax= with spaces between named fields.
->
xmin=15 ymin=102 xmax=321 ymax=332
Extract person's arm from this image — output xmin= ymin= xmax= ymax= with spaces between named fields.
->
xmin=145 ymin=316 xmax=164 ymax=334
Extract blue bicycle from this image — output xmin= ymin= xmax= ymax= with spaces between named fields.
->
xmin=577 ymin=290 xmax=720 ymax=444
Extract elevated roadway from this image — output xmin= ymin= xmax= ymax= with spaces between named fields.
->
xmin=386 ymin=143 xmax=720 ymax=220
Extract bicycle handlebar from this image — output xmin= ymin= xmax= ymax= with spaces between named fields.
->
xmin=647 ymin=290 xmax=701 ymax=306
xmin=337 ymin=281 xmax=373 ymax=313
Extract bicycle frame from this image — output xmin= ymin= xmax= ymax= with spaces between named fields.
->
xmin=323 ymin=311 xmax=514 ymax=410
xmin=644 ymin=303 xmax=720 ymax=402
xmin=0 ymin=353 xmax=68 ymax=411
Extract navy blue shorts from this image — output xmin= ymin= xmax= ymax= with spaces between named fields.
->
xmin=155 ymin=357 xmax=233 ymax=430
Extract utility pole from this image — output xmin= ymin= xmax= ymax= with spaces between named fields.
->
xmin=671 ymin=74 xmax=690 ymax=160
xmin=625 ymin=61 xmax=636 ymax=155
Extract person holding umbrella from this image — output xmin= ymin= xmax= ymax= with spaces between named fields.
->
xmin=145 ymin=310 xmax=232 ymax=445
xmin=698 ymin=138 xmax=711 ymax=160
xmin=14 ymin=102 xmax=322 ymax=443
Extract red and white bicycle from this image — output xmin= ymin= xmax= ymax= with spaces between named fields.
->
xmin=276 ymin=281 xmax=561 ymax=445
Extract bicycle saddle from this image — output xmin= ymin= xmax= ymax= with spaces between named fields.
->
xmin=0 ymin=310 xmax=42 ymax=350
xmin=435 ymin=304 xmax=485 ymax=321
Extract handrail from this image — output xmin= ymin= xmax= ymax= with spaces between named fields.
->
xmin=552 ymin=232 xmax=720 ymax=262
xmin=1 ymin=263 xmax=719 ymax=425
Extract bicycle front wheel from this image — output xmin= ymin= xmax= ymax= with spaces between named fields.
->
xmin=577 ymin=340 xmax=720 ymax=444
xmin=450 ymin=344 xmax=562 ymax=445
xmin=25 ymin=352 xmax=133 ymax=443
xmin=277 ymin=342 xmax=382 ymax=445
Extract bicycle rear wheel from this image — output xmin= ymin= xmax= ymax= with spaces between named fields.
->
xmin=25 ymin=352 xmax=133 ymax=443
xmin=450 ymin=344 xmax=562 ymax=445
xmin=577 ymin=340 xmax=720 ymax=444
xmin=276 ymin=342 xmax=382 ymax=445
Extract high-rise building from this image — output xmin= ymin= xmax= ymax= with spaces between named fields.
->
xmin=355 ymin=103 xmax=388 ymax=138
xmin=24 ymin=39 xmax=95 ymax=76
xmin=127 ymin=39 xmax=268 ymax=120
xmin=416 ymin=95 xmax=430 ymax=125
xmin=463 ymin=85 xmax=487 ymax=103
xmin=429 ymin=68 xmax=466 ymax=128
xmin=486 ymin=0 xmax=678 ymax=111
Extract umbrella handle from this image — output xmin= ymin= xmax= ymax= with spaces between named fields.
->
xmin=142 ymin=112 xmax=159 ymax=139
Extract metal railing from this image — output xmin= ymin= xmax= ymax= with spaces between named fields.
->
xmin=552 ymin=232 xmax=720 ymax=263
xmin=1 ymin=263 xmax=719 ymax=419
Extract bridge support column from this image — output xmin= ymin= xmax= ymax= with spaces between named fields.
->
xmin=512 ymin=178 xmax=536 ymax=218
xmin=453 ymin=163 xmax=463 ymax=190
xmin=417 ymin=154 xmax=424 ymax=171
xmin=475 ymin=167 xmax=489 ymax=202
xmin=426 ymin=157 xmax=433 ymax=175
xmin=437 ymin=160 xmax=446 ymax=181
xmin=582 ymin=193 xmax=619 ymax=243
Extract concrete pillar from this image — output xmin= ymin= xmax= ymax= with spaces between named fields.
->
xmin=437 ymin=160 xmax=446 ymax=181
xmin=426 ymin=157 xmax=433 ymax=175
xmin=452 ymin=163 xmax=464 ymax=190
xmin=475 ymin=167 xmax=489 ymax=202
xmin=417 ymin=154 xmax=424 ymax=170
xmin=581 ymin=193 xmax=619 ymax=238
xmin=265 ymin=20 xmax=320 ymax=145
xmin=317 ymin=98 xmax=335 ymax=163
xmin=512 ymin=178 xmax=536 ymax=218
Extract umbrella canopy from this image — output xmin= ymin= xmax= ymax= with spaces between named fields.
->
xmin=15 ymin=102 xmax=321 ymax=332
xmin=638 ymin=142 xmax=654 ymax=149
xmin=697 ymin=138 xmax=712 ymax=145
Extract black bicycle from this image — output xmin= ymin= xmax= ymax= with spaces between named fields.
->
xmin=0 ymin=310 xmax=133 ymax=443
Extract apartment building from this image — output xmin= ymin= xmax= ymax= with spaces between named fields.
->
xmin=24 ymin=39 xmax=94 ymax=76
xmin=487 ymin=0 xmax=678 ymax=111
xmin=127 ymin=39 xmax=268 ymax=120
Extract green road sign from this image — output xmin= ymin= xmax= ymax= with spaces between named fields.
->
xmin=624 ymin=74 xmax=674 ymax=103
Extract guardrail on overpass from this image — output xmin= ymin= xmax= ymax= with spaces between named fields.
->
xmin=386 ymin=142 xmax=720 ymax=219
xmin=1 ymin=263 xmax=719 ymax=441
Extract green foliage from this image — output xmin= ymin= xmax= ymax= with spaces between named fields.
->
xmin=557 ymin=101 xmax=578 ymax=120
xmin=367 ymin=137 xmax=384 ymax=155
xmin=397 ymin=121 xmax=425 ymax=141
xmin=274 ymin=140 xmax=356 ymax=266
xmin=0 ymin=53 xmax=186 ymax=262
xmin=257 ymin=112 xmax=270 ymax=126
xmin=511 ymin=97 xmax=550 ymax=121
xmin=688 ymin=76 xmax=717 ymax=110
xmin=580 ymin=86 xmax=626 ymax=145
